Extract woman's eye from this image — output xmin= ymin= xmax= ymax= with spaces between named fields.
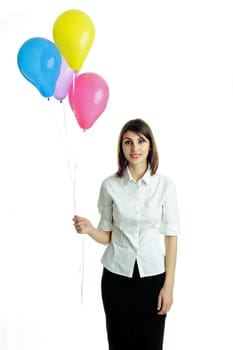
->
xmin=124 ymin=140 xmax=131 ymax=145
xmin=138 ymin=139 xmax=145 ymax=144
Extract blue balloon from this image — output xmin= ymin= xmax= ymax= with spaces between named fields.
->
xmin=17 ymin=37 xmax=62 ymax=98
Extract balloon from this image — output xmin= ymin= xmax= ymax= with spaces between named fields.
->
xmin=54 ymin=56 xmax=77 ymax=101
xmin=68 ymin=72 xmax=109 ymax=130
xmin=17 ymin=37 xmax=61 ymax=98
xmin=53 ymin=9 xmax=95 ymax=71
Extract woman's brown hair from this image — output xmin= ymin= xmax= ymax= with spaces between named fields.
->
xmin=116 ymin=118 xmax=159 ymax=177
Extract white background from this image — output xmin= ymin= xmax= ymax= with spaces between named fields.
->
xmin=1 ymin=1 xmax=233 ymax=349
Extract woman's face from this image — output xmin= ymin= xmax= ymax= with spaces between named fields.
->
xmin=122 ymin=130 xmax=150 ymax=168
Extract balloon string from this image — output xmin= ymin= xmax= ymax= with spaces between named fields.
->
xmin=61 ymin=102 xmax=85 ymax=305
xmin=61 ymin=102 xmax=76 ymax=192
xmin=72 ymin=72 xmax=76 ymax=98
xmin=81 ymin=235 xmax=85 ymax=303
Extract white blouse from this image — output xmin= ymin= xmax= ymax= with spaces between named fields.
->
xmin=97 ymin=167 xmax=180 ymax=277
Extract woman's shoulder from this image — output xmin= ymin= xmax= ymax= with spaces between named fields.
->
xmin=101 ymin=173 xmax=121 ymax=187
xmin=153 ymin=172 xmax=176 ymax=187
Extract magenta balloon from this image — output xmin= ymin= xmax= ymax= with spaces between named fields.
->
xmin=54 ymin=56 xmax=75 ymax=101
xmin=68 ymin=72 xmax=109 ymax=129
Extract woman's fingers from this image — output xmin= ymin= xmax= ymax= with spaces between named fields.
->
xmin=72 ymin=215 xmax=92 ymax=234
xmin=74 ymin=222 xmax=82 ymax=233
xmin=73 ymin=216 xmax=85 ymax=233
xmin=157 ymin=294 xmax=162 ymax=312
xmin=157 ymin=287 xmax=173 ymax=315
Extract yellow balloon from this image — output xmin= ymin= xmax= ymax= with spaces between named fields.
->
xmin=53 ymin=10 xmax=95 ymax=71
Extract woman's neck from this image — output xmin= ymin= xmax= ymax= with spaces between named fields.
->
xmin=128 ymin=163 xmax=148 ymax=181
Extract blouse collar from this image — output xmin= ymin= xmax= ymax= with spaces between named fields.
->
xmin=123 ymin=166 xmax=151 ymax=186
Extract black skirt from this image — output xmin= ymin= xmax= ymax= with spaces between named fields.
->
xmin=101 ymin=261 xmax=166 ymax=350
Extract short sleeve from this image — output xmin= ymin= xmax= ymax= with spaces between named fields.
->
xmin=159 ymin=179 xmax=180 ymax=236
xmin=97 ymin=180 xmax=113 ymax=232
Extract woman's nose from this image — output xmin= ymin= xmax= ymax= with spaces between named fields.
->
xmin=131 ymin=143 xmax=138 ymax=152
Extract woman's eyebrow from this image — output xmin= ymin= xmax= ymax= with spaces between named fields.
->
xmin=123 ymin=136 xmax=146 ymax=141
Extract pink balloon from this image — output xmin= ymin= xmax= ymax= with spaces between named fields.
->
xmin=68 ymin=72 xmax=109 ymax=129
xmin=54 ymin=56 xmax=76 ymax=101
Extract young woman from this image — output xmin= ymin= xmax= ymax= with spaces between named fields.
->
xmin=73 ymin=118 xmax=180 ymax=350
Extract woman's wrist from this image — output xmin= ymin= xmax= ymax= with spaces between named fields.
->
xmin=87 ymin=226 xmax=97 ymax=237
xmin=163 ymin=277 xmax=174 ymax=290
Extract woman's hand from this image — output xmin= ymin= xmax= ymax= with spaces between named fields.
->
xmin=157 ymin=285 xmax=173 ymax=315
xmin=73 ymin=215 xmax=94 ymax=235
xmin=72 ymin=216 xmax=111 ymax=244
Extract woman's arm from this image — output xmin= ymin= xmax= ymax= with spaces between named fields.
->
xmin=73 ymin=215 xmax=111 ymax=245
xmin=157 ymin=235 xmax=178 ymax=315
xmin=164 ymin=235 xmax=178 ymax=287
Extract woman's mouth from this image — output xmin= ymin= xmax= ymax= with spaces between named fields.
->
xmin=130 ymin=154 xmax=140 ymax=159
